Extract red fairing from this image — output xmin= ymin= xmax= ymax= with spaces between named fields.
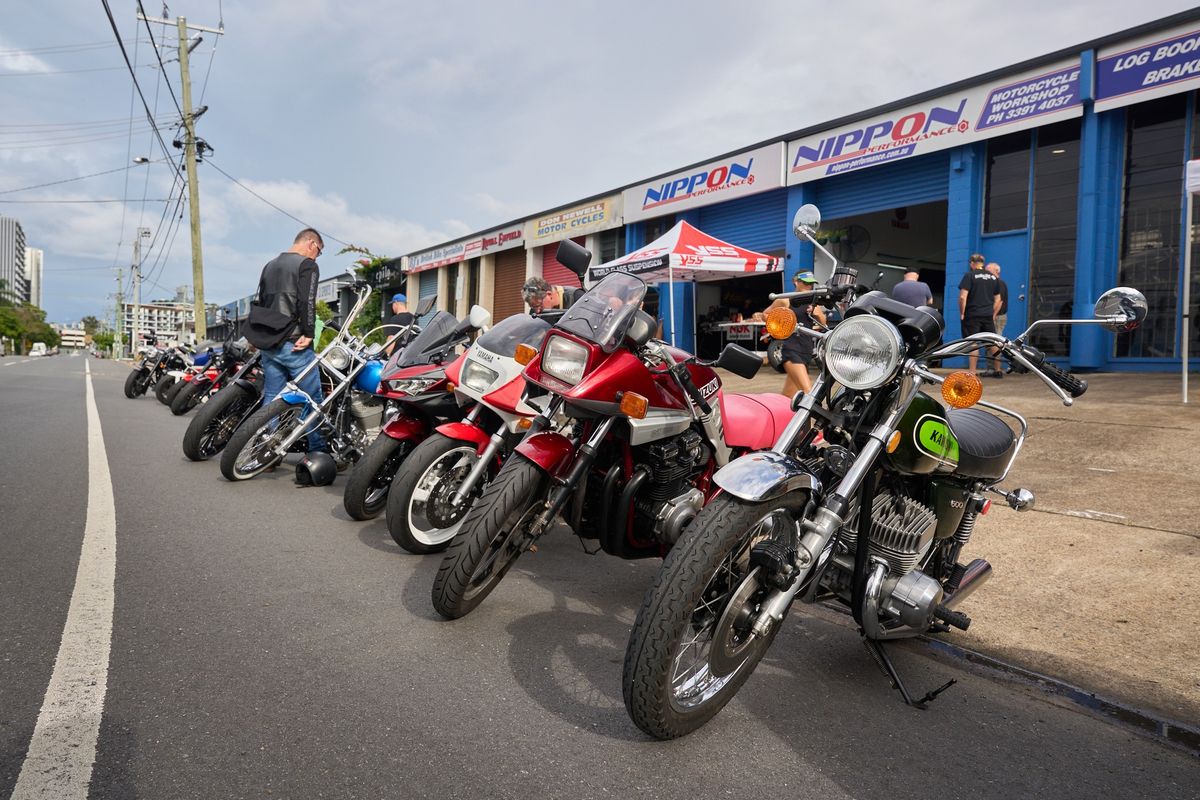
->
xmin=514 ymin=431 xmax=575 ymax=478
xmin=719 ymin=392 xmax=795 ymax=450
xmin=524 ymin=332 xmax=688 ymax=411
xmin=382 ymin=414 xmax=430 ymax=443
xmin=444 ymin=353 xmax=466 ymax=385
xmin=481 ymin=374 xmax=524 ymax=415
xmin=435 ymin=421 xmax=490 ymax=453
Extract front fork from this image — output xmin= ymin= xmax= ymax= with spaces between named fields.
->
xmin=528 ymin=415 xmax=615 ymax=537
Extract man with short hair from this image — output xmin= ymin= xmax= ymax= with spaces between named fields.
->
xmin=891 ymin=269 xmax=934 ymax=307
xmin=384 ymin=293 xmax=415 ymax=355
xmin=986 ymin=262 xmax=1009 ymax=376
xmin=522 ymin=276 xmax=562 ymax=317
xmin=244 ymin=227 xmax=326 ymax=450
xmin=958 ymin=253 xmax=1001 ymax=374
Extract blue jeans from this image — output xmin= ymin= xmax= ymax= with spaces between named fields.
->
xmin=261 ymin=340 xmax=326 ymax=451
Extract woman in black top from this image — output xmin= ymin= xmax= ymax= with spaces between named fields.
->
xmin=771 ymin=271 xmax=826 ymax=398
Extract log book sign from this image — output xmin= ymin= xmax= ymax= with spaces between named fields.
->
xmin=1095 ymin=23 xmax=1200 ymax=111
xmin=527 ymin=196 xmax=622 ymax=245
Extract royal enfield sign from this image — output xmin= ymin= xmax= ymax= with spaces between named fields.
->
xmin=786 ymin=60 xmax=1081 ymax=185
xmin=527 ymin=196 xmax=622 ymax=245
xmin=1095 ymin=23 xmax=1200 ymax=112
xmin=408 ymin=223 xmax=524 ymax=274
xmin=623 ymin=143 xmax=785 ymax=222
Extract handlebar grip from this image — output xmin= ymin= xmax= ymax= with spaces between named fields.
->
xmin=1039 ymin=360 xmax=1088 ymax=398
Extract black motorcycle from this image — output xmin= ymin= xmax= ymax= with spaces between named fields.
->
xmin=123 ymin=344 xmax=191 ymax=399
xmin=170 ymin=338 xmax=254 ymax=416
xmin=181 ymin=351 xmax=264 ymax=461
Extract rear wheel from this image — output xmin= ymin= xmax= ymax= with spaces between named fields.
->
xmin=431 ymin=457 xmax=546 ymax=618
xmin=342 ymin=434 xmax=413 ymax=521
xmin=154 ymin=374 xmax=176 ymax=404
xmin=170 ymin=377 xmax=212 ymax=415
xmin=182 ymin=383 xmax=258 ymax=461
xmin=387 ymin=432 xmax=484 ymax=554
xmin=219 ymin=398 xmax=304 ymax=481
xmin=622 ymin=491 xmax=808 ymax=739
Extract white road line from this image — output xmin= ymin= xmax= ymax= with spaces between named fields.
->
xmin=1086 ymin=467 xmax=1117 ymax=473
xmin=12 ymin=360 xmax=115 ymax=800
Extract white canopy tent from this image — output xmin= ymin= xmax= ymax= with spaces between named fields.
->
xmin=586 ymin=221 xmax=781 ymax=346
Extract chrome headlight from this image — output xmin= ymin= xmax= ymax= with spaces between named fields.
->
xmin=821 ymin=315 xmax=903 ymax=390
xmin=542 ymin=335 xmax=588 ymax=385
xmin=460 ymin=359 xmax=500 ymax=393
xmin=324 ymin=345 xmax=352 ymax=371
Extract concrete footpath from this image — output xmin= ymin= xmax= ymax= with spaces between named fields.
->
xmin=718 ymin=367 xmax=1200 ymax=727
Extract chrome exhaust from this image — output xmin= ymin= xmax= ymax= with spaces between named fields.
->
xmin=941 ymin=558 xmax=992 ymax=610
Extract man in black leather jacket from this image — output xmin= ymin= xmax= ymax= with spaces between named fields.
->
xmin=250 ymin=228 xmax=326 ymax=450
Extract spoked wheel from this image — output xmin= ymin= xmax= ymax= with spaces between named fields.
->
xmin=182 ymin=383 xmax=259 ymax=461
xmin=431 ymin=457 xmax=546 ymax=618
xmin=219 ymin=398 xmax=306 ymax=481
xmin=342 ymin=434 xmax=413 ymax=521
xmin=387 ymin=432 xmax=486 ymax=554
xmin=622 ymin=491 xmax=809 ymax=739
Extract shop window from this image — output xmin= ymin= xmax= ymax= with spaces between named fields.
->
xmin=598 ymin=228 xmax=623 ymax=263
xmin=984 ymin=130 xmax=1032 ymax=232
xmin=1117 ymin=94 xmax=1187 ymax=358
xmin=643 ymin=215 xmax=674 ymax=246
xmin=466 ymin=258 xmax=480 ymax=309
xmin=1028 ymin=120 xmax=1081 ymax=356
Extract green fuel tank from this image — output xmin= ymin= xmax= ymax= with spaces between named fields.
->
xmin=885 ymin=390 xmax=960 ymax=476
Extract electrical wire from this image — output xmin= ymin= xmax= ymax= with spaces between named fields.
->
xmin=205 ymin=160 xmax=352 ymax=247
xmin=0 ymin=114 xmax=174 ymax=132
xmin=0 ymin=39 xmax=150 ymax=56
xmin=0 ymin=198 xmax=173 ymax=203
xmin=135 ymin=0 xmax=183 ymax=119
xmin=0 ymin=64 xmax=158 ymax=77
xmin=0 ymin=159 xmax=171 ymax=195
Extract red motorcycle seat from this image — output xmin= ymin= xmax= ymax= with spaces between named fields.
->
xmin=720 ymin=392 xmax=794 ymax=451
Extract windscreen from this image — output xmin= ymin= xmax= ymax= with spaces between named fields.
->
xmin=385 ymin=310 xmax=459 ymax=369
xmin=554 ymin=273 xmax=647 ymax=352
xmin=473 ymin=314 xmax=551 ymax=358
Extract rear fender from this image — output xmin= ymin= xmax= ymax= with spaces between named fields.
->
xmin=712 ymin=450 xmax=822 ymax=502
xmin=383 ymin=414 xmax=430 ymax=443
xmin=435 ymin=421 xmax=490 ymax=453
xmin=233 ymin=377 xmax=259 ymax=393
xmin=514 ymin=431 xmax=574 ymax=479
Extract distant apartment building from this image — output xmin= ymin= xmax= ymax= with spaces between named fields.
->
xmin=120 ymin=299 xmax=195 ymax=347
xmin=24 ymin=246 xmax=43 ymax=307
xmin=0 ymin=216 xmax=28 ymax=302
xmin=56 ymin=325 xmax=86 ymax=349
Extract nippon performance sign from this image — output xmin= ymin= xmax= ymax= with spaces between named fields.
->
xmin=1095 ymin=23 xmax=1200 ymax=112
xmin=527 ymin=196 xmax=622 ymax=245
xmin=623 ymin=143 xmax=785 ymax=222
xmin=407 ymin=223 xmax=525 ymax=274
xmin=787 ymin=61 xmax=1081 ymax=185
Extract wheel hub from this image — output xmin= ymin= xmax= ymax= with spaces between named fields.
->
xmin=709 ymin=568 xmax=765 ymax=678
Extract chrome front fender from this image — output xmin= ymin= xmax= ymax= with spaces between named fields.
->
xmin=713 ymin=450 xmax=821 ymax=502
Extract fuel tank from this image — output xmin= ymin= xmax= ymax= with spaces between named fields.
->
xmin=885 ymin=390 xmax=959 ymax=476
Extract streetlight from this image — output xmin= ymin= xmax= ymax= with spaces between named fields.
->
xmin=133 ymin=156 xmax=150 ymax=164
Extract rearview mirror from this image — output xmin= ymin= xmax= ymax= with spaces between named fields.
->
xmin=792 ymin=204 xmax=822 ymax=238
xmin=1094 ymin=287 xmax=1148 ymax=333
xmin=467 ymin=304 xmax=491 ymax=330
xmin=556 ymin=238 xmax=592 ymax=279
xmin=415 ymin=295 xmax=437 ymax=317
xmin=713 ymin=343 xmax=762 ymax=380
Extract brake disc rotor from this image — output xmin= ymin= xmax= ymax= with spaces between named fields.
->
xmin=709 ymin=567 xmax=766 ymax=678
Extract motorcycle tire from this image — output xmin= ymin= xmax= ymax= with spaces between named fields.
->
xmin=124 ymin=368 xmax=150 ymax=398
xmin=431 ymin=457 xmax=546 ymax=619
xmin=154 ymin=374 xmax=176 ymax=405
xmin=182 ymin=383 xmax=258 ymax=461
xmin=170 ymin=377 xmax=211 ymax=416
xmin=163 ymin=378 xmax=189 ymax=409
xmin=767 ymin=339 xmax=786 ymax=373
xmin=342 ymin=434 xmax=412 ymax=521
xmin=622 ymin=491 xmax=810 ymax=740
xmin=219 ymin=397 xmax=303 ymax=481
xmin=386 ymin=432 xmax=483 ymax=554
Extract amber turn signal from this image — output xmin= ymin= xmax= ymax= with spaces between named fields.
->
xmin=886 ymin=430 xmax=902 ymax=453
xmin=516 ymin=418 xmax=532 ymax=430
xmin=446 ymin=382 xmax=456 ymax=393
xmin=765 ymin=306 xmax=797 ymax=340
xmin=618 ymin=391 xmax=649 ymax=420
xmin=514 ymin=343 xmax=538 ymax=365
xmin=942 ymin=371 xmax=983 ymax=409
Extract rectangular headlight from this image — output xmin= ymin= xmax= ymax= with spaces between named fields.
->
xmin=542 ymin=335 xmax=588 ymax=385
xmin=460 ymin=359 xmax=500 ymax=393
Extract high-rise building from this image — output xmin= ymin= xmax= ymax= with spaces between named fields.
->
xmin=24 ymin=247 xmax=43 ymax=308
xmin=0 ymin=216 xmax=27 ymax=303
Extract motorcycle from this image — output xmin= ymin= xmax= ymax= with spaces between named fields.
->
xmin=385 ymin=311 xmax=556 ymax=553
xmin=430 ymin=238 xmax=796 ymax=619
xmin=180 ymin=351 xmax=264 ymax=461
xmin=123 ymin=343 xmax=190 ymax=399
xmin=170 ymin=338 xmax=254 ymax=416
xmin=341 ymin=298 xmax=488 ymax=520
xmin=156 ymin=344 xmax=214 ymax=406
xmin=620 ymin=203 xmax=1150 ymax=739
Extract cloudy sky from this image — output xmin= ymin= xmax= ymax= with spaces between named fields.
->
xmin=3 ymin=0 xmax=1197 ymax=323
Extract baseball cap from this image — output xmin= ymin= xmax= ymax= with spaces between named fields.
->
xmin=390 ymin=293 xmax=407 ymax=304
xmin=793 ymin=271 xmax=817 ymax=284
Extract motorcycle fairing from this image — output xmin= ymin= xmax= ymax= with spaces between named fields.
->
xmin=383 ymin=414 xmax=430 ymax=443
xmin=712 ymin=450 xmax=821 ymax=503
xmin=514 ymin=431 xmax=574 ymax=479
xmin=435 ymin=421 xmax=490 ymax=454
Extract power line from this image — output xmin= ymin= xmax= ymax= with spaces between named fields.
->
xmin=0 ymin=39 xmax=150 ymax=56
xmin=0 ymin=64 xmax=158 ymax=77
xmin=136 ymin=0 xmax=183 ymax=119
xmin=205 ymin=160 xmax=353 ymax=247
xmin=0 ymin=198 xmax=174 ymax=203
xmin=0 ymin=159 xmax=171 ymax=195
xmin=0 ymin=114 xmax=175 ymax=131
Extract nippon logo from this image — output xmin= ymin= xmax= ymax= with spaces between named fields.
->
xmin=791 ymin=99 xmax=969 ymax=172
xmin=643 ymin=159 xmax=755 ymax=209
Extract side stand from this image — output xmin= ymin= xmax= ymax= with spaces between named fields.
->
xmin=861 ymin=633 xmax=956 ymax=709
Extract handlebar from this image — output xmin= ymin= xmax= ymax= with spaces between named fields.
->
xmin=671 ymin=360 xmax=712 ymax=415
xmin=1011 ymin=343 xmax=1088 ymax=398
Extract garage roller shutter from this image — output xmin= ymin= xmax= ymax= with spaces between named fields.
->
xmin=814 ymin=152 xmax=950 ymax=220
xmin=492 ymin=249 xmax=526 ymax=322
xmin=542 ymin=237 xmax=585 ymax=288
xmin=696 ymin=188 xmax=788 ymax=254
xmin=417 ymin=270 xmax=439 ymax=321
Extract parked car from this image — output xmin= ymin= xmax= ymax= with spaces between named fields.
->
xmin=29 ymin=342 xmax=47 ymax=357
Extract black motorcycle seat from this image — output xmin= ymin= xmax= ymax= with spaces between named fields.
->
xmin=947 ymin=407 xmax=1015 ymax=480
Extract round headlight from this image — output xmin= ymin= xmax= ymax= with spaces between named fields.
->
xmin=325 ymin=345 xmax=352 ymax=371
xmin=821 ymin=315 xmax=903 ymax=390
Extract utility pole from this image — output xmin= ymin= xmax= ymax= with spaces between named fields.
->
xmin=137 ymin=10 xmax=224 ymax=342
xmin=114 ymin=267 xmax=123 ymax=359
xmin=130 ymin=226 xmax=150 ymax=355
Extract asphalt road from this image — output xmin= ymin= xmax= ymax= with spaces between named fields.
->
xmin=2 ymin=355 xmax=1197 ymax=800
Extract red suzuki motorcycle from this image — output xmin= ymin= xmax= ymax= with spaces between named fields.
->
xmin=431 ymin=262 xmax=796 ymax=619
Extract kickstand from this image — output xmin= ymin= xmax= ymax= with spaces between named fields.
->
xmin=861 ymin=633 xmax=956 ymax=709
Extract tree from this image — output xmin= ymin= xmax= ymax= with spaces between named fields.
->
xmin=81 ymin=315 xmax=101 ymax=334
xmin=92 ymin=331 xmax=114 ymax=353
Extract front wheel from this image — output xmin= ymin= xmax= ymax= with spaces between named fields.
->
xmin=124 ymin=368 xmax=151 ymax=398
xmin=219 ymin=398 xmax=304 ymax=481
xmin=767 ymin=339 xmax=786 ymax=373
xmin=387 ymin=432 xmax=485 ymax=554
xmin=154 ymin=374 xmax=176 ymax=404
xmin=182 ymin=383 xmax=258 ymax=461
xmin=431 ymin=457 xmax=546 ymax=618
xmin=170 ymin=377 xmax=211 ymax=415
xmin=622 ymin=491 xmax=809 ymax=740
xmin=342 ymin=434 xmax=413 ymax=521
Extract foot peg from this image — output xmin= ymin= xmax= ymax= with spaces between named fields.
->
xmin=934 ymin=605 xmax=971 ymax=631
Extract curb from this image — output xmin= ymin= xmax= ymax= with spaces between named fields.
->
xmin=918 ymin=637 xmax=1200 ymax=756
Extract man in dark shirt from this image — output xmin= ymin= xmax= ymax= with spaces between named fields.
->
xmin=384 ymin=293 xmax=415 ymax=355
xmin=251 ymin=228 xmax=325 ymax=449
xmin=957 ymin=253 xmax=1001 ymax=374
xmin=891 ymin=270 xmax=934 ymax=307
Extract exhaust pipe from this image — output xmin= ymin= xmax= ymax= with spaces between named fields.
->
xmin=942 ymin=558 xmax=992 ymax=610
